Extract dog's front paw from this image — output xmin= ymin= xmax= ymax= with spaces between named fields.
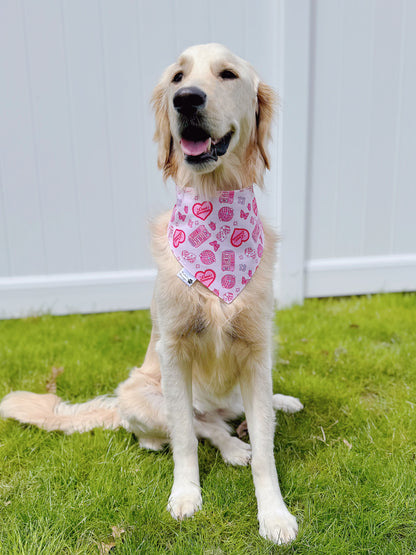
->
xmin=220 ymin=436 xmax=251 ymax=466
xmin=272 ymin=394 xmax=304 ymax=414
xmin=259 ymin=509 xmax=298 ymax=545
xmin=167 ymin=485 xmax=202 ymax=520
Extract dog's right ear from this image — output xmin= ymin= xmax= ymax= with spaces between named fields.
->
xmin=151 ymin=77 xmax=173 ymax=177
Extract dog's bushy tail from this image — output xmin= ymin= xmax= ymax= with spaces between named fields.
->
xmin=0 ymin=391 xmax=121 ymax=434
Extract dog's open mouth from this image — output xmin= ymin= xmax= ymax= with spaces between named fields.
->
xmin=179 ymin=127 xmax=233 ymax=164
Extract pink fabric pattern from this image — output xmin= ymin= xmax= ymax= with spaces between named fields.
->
xmin=168 ymin=186 xmax=264 ymax=303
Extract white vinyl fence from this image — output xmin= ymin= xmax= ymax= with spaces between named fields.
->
xmin=1 ymin=0 xmax=415 ymax=318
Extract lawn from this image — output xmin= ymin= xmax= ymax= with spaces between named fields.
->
xmin=0 ymin=293 xmax=415 ymax=554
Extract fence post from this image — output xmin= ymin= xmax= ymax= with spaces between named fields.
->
xmin=276 ymin=0 xmax=312 ymax=307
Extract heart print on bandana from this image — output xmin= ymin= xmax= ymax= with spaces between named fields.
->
xmin=192 ymin=201 xmax=213 ymax=220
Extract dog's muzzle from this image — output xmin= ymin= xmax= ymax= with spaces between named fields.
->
xmin=173 ymin=87 xmax=233 ymax=165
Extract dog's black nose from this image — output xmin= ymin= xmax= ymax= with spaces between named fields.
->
xmin=173 ymin=87 xmax=207 ymax=116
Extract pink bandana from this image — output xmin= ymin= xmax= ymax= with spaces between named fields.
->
xmin=167 ymin=186 xmax=264 ymax=303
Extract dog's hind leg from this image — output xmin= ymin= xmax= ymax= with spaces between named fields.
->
xmin=194 ymin=413 xmax=251 ymax=466
xmin=116 ymin=328 xmax=170 ymax=449
xmin=272 ymin=394 xmax=304 ymax=414
xmin=116 ymin=366 xmax=169 ymax=450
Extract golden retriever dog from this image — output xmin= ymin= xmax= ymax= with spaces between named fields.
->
xmin=0 ymin=44 xmax=303 ymax=544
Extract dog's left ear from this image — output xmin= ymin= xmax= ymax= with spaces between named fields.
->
xmin=151 ymin=80 xmax=172 ymax=177
xmin=256 ymin=82 xmax=277 ymax=170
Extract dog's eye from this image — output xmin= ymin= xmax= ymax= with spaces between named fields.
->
xmin=172 ymin=72 xmax=184 ymax=83
xmin=220 ymin=69 xmax=238 ymax=80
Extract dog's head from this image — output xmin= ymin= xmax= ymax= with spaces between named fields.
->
xmin=152 ymin=43 xmax=276 ymax=191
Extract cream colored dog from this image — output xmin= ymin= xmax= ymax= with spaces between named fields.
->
xmin=0 ymin=44 xmax=303 ymax=545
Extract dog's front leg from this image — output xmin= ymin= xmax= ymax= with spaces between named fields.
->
xmin=240 ymin=353 xmax=298 ymax=545
xmin=157 ymin=340 xmax=201 ymax=520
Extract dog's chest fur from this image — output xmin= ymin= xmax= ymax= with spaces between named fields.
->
xmin=151 ymin=210 xmax=275 ymax=396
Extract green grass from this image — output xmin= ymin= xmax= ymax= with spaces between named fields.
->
xmin=0 ymin=293 xmax=415 ymax=554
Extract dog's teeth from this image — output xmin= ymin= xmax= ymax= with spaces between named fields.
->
xmin=207 ymin=138 xmax=212 ymax=152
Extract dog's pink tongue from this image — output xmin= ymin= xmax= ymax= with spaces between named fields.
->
xmin=180 ymin=138 xmax=210 ymax=156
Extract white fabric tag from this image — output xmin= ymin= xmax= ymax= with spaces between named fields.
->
xmin=177 ymin=267 xmax=196 ymax=287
